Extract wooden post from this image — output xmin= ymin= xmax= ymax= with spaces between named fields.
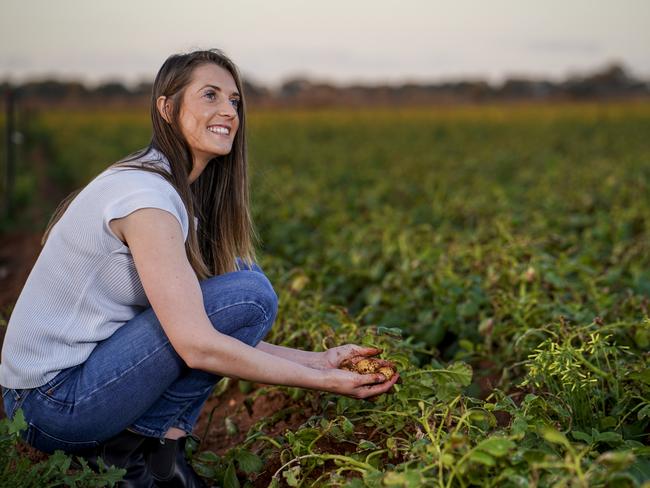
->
xmin=3 ymin=86 xmax=16 ymax=219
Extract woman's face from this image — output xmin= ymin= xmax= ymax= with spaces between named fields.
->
xmin=175 ymin=63 xmax=241 ymax=177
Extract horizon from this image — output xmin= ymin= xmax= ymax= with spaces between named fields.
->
xmin=1 ymin=0 xmax=649 ymax=89
xmin=1 ymin=59 xmax=642 ymax=91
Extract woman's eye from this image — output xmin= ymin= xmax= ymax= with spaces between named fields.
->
xmin=203 ymin=91 xmax=216 ymax=101
xmin=230 ymin=98 xmax=240 ymax=109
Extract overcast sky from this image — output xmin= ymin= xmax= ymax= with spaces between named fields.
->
xmin=1 ymin=0 xmax=649 ymax=87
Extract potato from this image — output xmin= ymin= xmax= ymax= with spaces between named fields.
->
xmin=355 ymin=358 xmax=379 ymax=374
xmin=339 ymin=356 xmax=396 ymax=381
xmin=377 ymin=366 xmax=395 ymax=381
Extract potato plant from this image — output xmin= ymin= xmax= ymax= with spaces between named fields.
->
xmin=1 ymin=102 xmax=649 ymax=486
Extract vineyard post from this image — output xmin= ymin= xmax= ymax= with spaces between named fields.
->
xmin=3 ymin=86 xmax=16 ymax=219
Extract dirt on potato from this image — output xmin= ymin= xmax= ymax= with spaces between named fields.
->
xmin=339 ymin=356 xmax=397 ymax=380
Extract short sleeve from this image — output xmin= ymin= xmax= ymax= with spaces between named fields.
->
xmin=101 ymin=173 xmax=189 ymax=252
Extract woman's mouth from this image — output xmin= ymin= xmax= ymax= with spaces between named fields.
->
xmin=207 ymin=125 xmax=230 ymax=136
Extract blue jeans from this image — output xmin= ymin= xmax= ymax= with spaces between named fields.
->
xmin=1 ymin=261 xmax=277 ymax=454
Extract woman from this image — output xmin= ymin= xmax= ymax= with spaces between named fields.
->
xmin=0 ymin=49 xmax=398 ymax=487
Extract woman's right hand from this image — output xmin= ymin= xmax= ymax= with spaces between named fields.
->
xmin=323 ymin=367 xmax=400 ymax=400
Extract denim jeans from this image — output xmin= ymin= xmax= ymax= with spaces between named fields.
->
xmin=1 ymin=261 xmax=277 ymax=454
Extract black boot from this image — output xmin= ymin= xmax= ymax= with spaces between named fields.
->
xmin=146 ymin=436 xmax=207 ymax=488
xmin=81 ymin=429 xmax=155 ymax=488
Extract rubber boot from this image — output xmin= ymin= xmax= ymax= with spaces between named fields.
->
xmin=146 ymin=436 xmax=207 ymax=488
xmin=82 ymin=429 xmax=155 ymax=488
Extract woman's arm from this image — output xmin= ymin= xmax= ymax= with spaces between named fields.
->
xmin=256 ymin=342 xmax=326 ymax=369
xmin=256 ymin=342 xmax=386 ymax=371
xmin=113 ymin=208 xmax=398 ymax=399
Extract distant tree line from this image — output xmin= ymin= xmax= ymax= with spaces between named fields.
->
xmin=2 ymin=63 xmax=649 ymax=108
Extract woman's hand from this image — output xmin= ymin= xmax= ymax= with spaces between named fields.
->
xmin=323 ymin=367 xmax=400 ymax=400
xmin=321 ymin=344 xmax=383 ymax=369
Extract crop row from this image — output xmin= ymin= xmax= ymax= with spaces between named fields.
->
xmin=1 ymin=102 xmax=649 ymax=486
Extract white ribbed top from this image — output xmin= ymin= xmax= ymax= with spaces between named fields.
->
xmin=0 ymin=149 xmax=190 ymax=389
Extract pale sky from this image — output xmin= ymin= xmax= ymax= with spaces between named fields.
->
xmin=1 ymin=0 xmax=649 ymax=87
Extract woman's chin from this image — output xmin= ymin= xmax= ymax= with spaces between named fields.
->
xmin=210 ymin=145 xmax=234 ymax=158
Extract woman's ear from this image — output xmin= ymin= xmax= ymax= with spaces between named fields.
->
xmin=156 ymin=96 xmax=172 ymax=123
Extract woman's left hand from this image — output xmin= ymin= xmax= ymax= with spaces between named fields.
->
xmin=320 ymin=344 xmax=383 ymax=370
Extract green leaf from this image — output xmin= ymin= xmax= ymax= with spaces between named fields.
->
xmin=342 ymin=417 xmax=354 ymax=436
xmin=444 ymin=362 xmax=473 ymax=386
xmin=235 ymin=449 xmax=263 ymax=474
xmin=597 ymin=451 xmax=635 ymax=470
xmin=294 ymin=427 xmax=320 ymax=444
xmin=224 ymin=461 xmax=240 ymax=488
xmin=628 ymin=369 xmax=650 ymax=385
xmin=283 ymin=466 xmax=301 ymax=487
xmin=595 ymin=431 xmax=623 ymax=445
xmin=195 ymin=450 xmax=220 ymax=463
xmin=540 ymin=427 xmax=570 ymax=447
xmin=523 ymin=448 xmax=550 ymax=463
xmin=387 ymin=352 xmax=411 ymax=369
xmin=432 ymin=362 xmax=473 ymax=402
xmin=238 ymin=380 xmax=253 ymax=394
xmin=343 ymin=479 xmax=366 ymax=488
xmin=383 ymin=471 xmax=406 ymax=486
xmin=376 ymin=326 xmax=403 ymax=337
xmin=634 ymin=326 xmax=650 ymax=349
xmin=212 ymin=378 xmax=231 ymax=397
xmin=48 ymin=450 xmax=72 ymax=473
xmin=475 ymin=437 xmax=515 ymax=457
xmin=571 ymin=431 xmax=592 ymax=443
xmin=8 ymin=409 xmax=27 ymax=437
xmin=193 ymin=460 xmax=217 ymax=479
xmin=501 ymin=468 xmax=529 ymax=488
xmin=358 ymin=439 xmax=379 ymax=450
xmin=468 ymin=450 xmax=496 ymax=466
xmin=637 ymin=404 xmax=650 ymax=420
xmin=511 ymin=416 xmax=528 ymax=435
xmin=363 ymin=470 xmax=384 ymax=486
xmin=627 ymin=456 xmax=650 ymax=485
xmin=600 ymin=416 xmax=617 ymax=429
xmin=383 ymin=470 xmax=423 ymax=487
xmin=441 ymin=453 xmax=455 ymax=467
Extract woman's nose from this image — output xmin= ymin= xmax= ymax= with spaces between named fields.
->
xmin=219 ymin=100 xmax=237 ymax=118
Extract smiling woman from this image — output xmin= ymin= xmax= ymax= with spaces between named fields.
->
xmin=0 ymin=49 xmax=398 ymax=488
xmin=159 ymin=64 xmax=242 ymax=184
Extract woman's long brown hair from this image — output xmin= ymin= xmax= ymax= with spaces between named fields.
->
xmin=43 ymin=49 xmax=257 ymax=278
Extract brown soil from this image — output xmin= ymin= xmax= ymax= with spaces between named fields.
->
xmin=194 ymin=381 xmax=316 ymax=486
xmin=193 ymin=381 xmax=315 ymax=455
xmin=475 ymin=359 xmax=503 ymax=399
xmin=0 ymin=231 xmax=43 ymax=317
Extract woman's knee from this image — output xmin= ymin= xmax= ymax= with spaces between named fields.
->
xmin=227 ymin=271 xmax=277 ymax=346
xmin=232 ymin=268 xmax=277 ymax=318
xmin=245 ymin=270 xmax=278 ymax=335
xmin=200 ymin=268 xmax=278 ymax=342
xmin=254 ymin=273 xmax=278 ymax=341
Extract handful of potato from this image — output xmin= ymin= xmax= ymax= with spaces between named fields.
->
xmin=339 ymin=356 xmax=397 ymax=381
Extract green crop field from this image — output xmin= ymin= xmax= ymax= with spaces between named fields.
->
xmin=1 ymin=102 xmax=650 ymax=487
